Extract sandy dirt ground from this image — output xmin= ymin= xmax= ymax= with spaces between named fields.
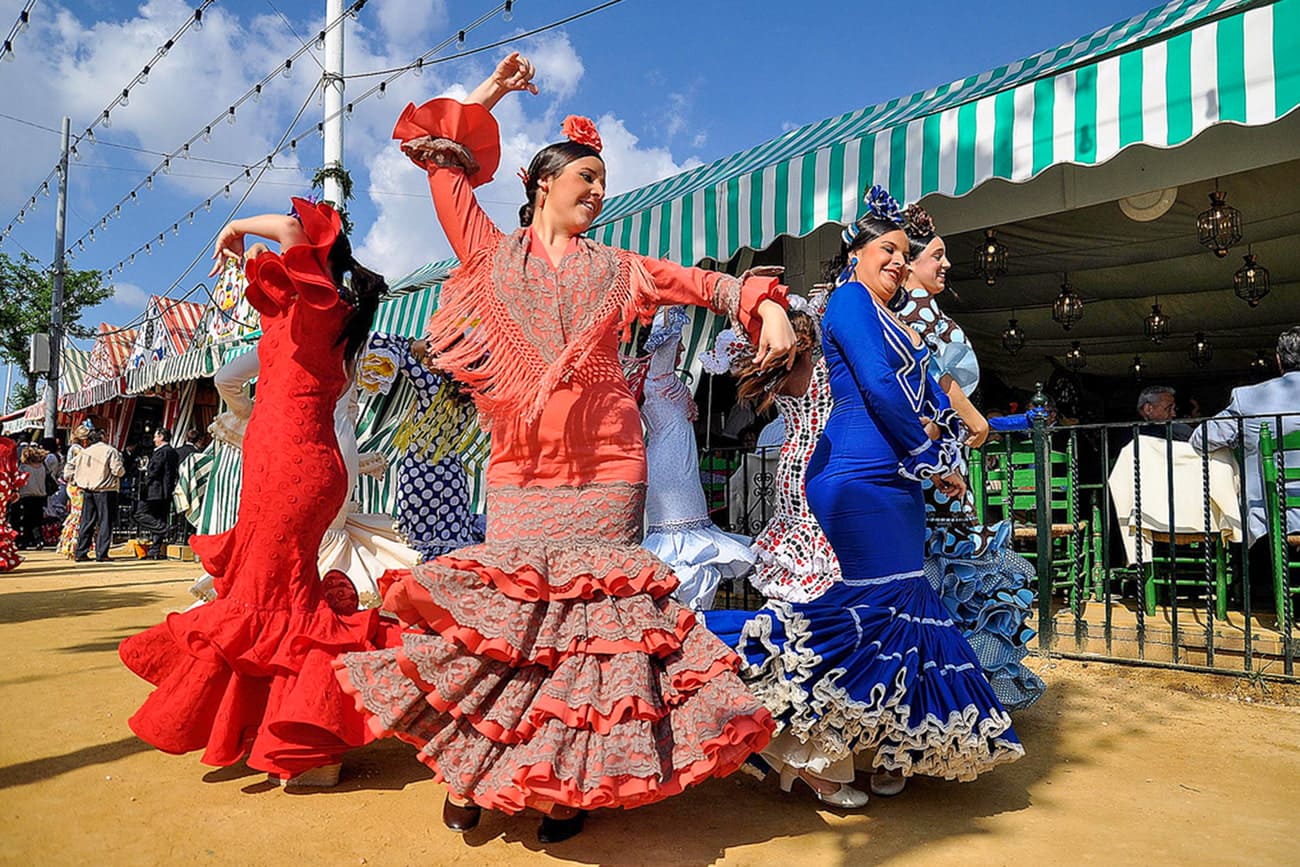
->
xmin=2 ymin=549 xmax=1299 ymax=867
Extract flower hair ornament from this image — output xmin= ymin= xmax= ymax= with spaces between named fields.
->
xmin=561 ymin=115 xmax=602 ymax=152
xmin=516 ymin=167 xmax=530 ymax=187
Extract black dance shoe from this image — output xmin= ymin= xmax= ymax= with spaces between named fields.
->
xmin=442 ymin=796 xmax=481 ymax=832
xmin=537 ymin=810 xmax=586 ymax=843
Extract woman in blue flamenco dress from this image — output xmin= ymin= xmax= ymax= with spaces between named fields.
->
xmin=707 ymin=186 xmax=1022 ymax=808
xmin=893 ymin=203 xmax=1045 ymax=712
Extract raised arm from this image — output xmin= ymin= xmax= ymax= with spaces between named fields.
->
xmin=395 ymin=53 xmax=538 ymax=260
xmin=207 ymin=215 xmax=309 ymax=277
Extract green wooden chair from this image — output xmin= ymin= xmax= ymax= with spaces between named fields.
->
xmin=973 ymin=434 xmax=1092 ymax=610
xmin=1140 ymin=531 xmax=1229 ymax=621
xmin=1259 ymin=422 xmax=1300 ymax=628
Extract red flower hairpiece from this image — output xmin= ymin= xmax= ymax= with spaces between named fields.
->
xmin=561 ymin=115 xmax=602 ymax=152
xmin=516 ymin=166 xmax=530 ymax=187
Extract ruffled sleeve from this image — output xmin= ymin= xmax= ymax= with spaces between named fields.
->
xmin=392 ymin=98 xmax=504 ymax=259
xmin=243 ymin=197 xmax=342 ymax=315
xmin=634 ymin=259 xmax=788 ymax=345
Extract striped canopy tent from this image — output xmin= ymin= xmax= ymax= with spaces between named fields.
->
xmin=124 ymin=296 xmax=210 ymax=393
xmin=589 ymin=0 xmax=1297 ymax=265
xmin=61 ymin=323 xmax=138 ymax=412
xmin=581 ymin=0 xmax=1300 ymax=395
xmin=1 ymin=345 xmax=92 ymax=434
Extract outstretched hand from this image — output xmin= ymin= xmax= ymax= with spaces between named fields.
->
xmin=208 ymin=223 xmax=245 ymax=277
xmin=492 ymin=52 xmax=538 ymax=95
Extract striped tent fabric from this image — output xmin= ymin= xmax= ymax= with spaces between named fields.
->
xmin=590 ymin=0 xmax=1300 ymax=266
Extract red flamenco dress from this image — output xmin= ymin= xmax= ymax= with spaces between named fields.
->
xmin=334 ymin=99 xmax=779 ymax=814
xmin=0 ymin=437 xmax=25 ymax=573
xmin=119 ymin=200 xmax=399 ymax=777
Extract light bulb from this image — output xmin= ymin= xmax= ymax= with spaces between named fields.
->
xmin=503 ymin=1 xmax=513 ymax=22
xmin=203 ymin=199 xmax=211 ymax=212
xmin=192 ymin=9 xmax=203 ymax=31
xmin=315 ymin=30 xmax=325 ymax=50
xmin=289 ymin=139 xmax=297 ymax=152
xmin=17 ymin=11 xmax=29 ymax=33
xmin=27 ymin=196 xmax=36 ymax=211
xmin=114 ymin=204 xmax=121 ymax=216
xmin=41 ymin=181 xmax=49 ymax=197
xmin=145 ymin=243 xmax=152 ymax=255
xmin=203 ymin=126 xmax=212 ymax=142
xmin=345 ymin=102 xmax=353 ymax=120
xmin=88 ymin=228 xmax=95 ymax=240
xmin=161 ymin=158 xmax=171 ymax=175
xmin=71 ymin=145 xmax=81 ymax=161
xmin=100 ymin=217 xmax=107 ymax=228
xmin=223 ymin=184 xmax=231 ymax=199
xmin=129 ymin=191 xmax=137 ymax=202
xmin=187 ymin=212 xmax=194 ymax=224
xmin=140 ymin=64 xmax=150 ymax=85
xmin=145 ymin=174 xmax=153 ymax=190
xmin=160 ymin=39 xmax=173 ymax=56
xmin=84 ymin=127 xmax=95 ymax=141
xmin=16 ymin=211 xmax=23 ymax=224
xmin=226 ymin=106 xmax=236 ymax=125
xmin=181 ymin=143 xmax=190 ymax=159
xmin=172 ymin=223 xmax=179 ymax=236
xmin=101 ymin=110 xmax=110 ymax=127
xmin=412 ymin=58 xmax=423 ymax=77
xmin=457 ymin=30 xmax=465 ymax=45
xmin=282 ymin=58 xmax=292 ymax=79
xmin=252 ymin=84 xmax=262 ymax=103
xmin=376 ymin=81 xmax=386 ymax=100
xmin=129 ymin=253 xmax=135 ymax=264
xmin=157 ymin=233 xmax=164 ymax=246
xmin=121 ymin=88 xmax=129 ymax=106
xmin=2 ymin=41 xmax=15 ymax=62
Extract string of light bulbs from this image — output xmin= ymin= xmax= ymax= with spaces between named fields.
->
xmin=74 ymin=0 xmax=518 ymax=277
xmin=0 ymin=1 xmax=214 ymax=245
xmin=0 ymin=0 xmax=38 ymax=64
xmin=58 ymin=0 xmax=371 ymax=260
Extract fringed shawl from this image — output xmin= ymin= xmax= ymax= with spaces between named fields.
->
xmin=423 ymin=229 xmax=656 ymax=427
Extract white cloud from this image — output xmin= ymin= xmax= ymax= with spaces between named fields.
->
xmin=109 ymin=280 xmax=149 ymax=309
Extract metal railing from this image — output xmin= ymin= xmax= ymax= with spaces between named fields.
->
xmin=704 ymin=410 xmax=1300 ymax=683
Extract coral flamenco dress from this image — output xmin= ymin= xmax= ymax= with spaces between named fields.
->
xmin=0 ymin=437 xmax=24 ymax=572
xmin=119 ymin=200 xmax=399 ymax=778
xmin=335 ymin=99 xmax=778 ymax=814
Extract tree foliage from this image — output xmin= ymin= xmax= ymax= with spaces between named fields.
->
xmin=0 ymin=251 xmax=113 ymax=398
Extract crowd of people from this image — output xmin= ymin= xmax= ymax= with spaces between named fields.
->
xmin=87 ymin=54 xmax=1055 ymax=847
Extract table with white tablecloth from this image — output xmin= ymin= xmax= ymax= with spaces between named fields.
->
xmin=1107 ymin=437 xmax=1243 ymax=565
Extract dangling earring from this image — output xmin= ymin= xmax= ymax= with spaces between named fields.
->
xmin=837 ymin=256 xmax=858 ymax=287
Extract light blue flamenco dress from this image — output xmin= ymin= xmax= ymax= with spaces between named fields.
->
xmin=639 ymin=308 xmax=755 ymax=610
xmin=893 ymin=287 xmax=1045 ymax=711
xmin=706 ymin=281 xmax=1022 ymax=783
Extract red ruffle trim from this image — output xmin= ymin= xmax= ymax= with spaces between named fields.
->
xmin=437 ymin=546 xmax=678 ymax=602
xmin=392 ymin=98 xmax=501 ymax=188
xmin=241 ymin=197 xmax=341 ymax=316
xmin=119 ymin=597 xmax=400 ymax=776
xmin=384 ymin=571 xmax=697 ymax=668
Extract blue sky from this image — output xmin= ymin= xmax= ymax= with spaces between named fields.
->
xmin=0 ymin=0 xmax=1163 ymax=352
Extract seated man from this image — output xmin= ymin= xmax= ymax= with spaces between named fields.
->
xmin=1190 ymin=327 xmax=1300 ymax=546
xmin=1135 ymin=385 xmax=1193 ymax=441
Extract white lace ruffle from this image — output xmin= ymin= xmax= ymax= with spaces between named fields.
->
xmin=749 ymin=515 xmax=841 ymax=603
xmin=736 ymin=602 xmax=1023 ymax=782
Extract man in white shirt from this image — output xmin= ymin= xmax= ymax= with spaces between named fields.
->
xmin=65 ymin=428 xmax=126 ymax=562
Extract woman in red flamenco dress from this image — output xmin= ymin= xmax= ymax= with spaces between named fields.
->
xmin=334 ymin=53 xmax=794 ymax=842
xmin=0 ymin=437 xmax=26 ymax=572
xmin=119 ymin=199 xmax=399 ymax=785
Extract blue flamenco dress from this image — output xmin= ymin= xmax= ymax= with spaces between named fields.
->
xmin=707 ymin=281 xmax=1022 ymax=783
xmin=364 ymin=333 xmax=486 ymax=562
xmin=894 ymin=287 xmax=1045 ymax=711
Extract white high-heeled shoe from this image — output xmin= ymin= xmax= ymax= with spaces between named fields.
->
xmin=779 ymin=767 xmax=869 ymax=809
xmin=870 ymin=770 xmax=907 ymax=797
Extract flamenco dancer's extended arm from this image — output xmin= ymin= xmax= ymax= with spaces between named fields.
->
xmin=207 ymin=214 xmax=310 ymax=277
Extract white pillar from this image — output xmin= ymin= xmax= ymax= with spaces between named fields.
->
xmin=322 ymin=0 xmax=345 ymax=205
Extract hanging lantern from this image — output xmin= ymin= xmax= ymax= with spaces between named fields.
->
xmin=1251 ymin=351 xmax=1275 ymax=378
xmin=1131 ymin=354 xmax=1144 ymax=382
xmin=1188 ymin=332 xmax=1213 ymax=368
xmin=1196 ymin=183 xmax=1243 ymax=258
xmin=1001 ymin=317 xmax=1026 ymax=355
xmin=1051 ymin=275 xmax=1084 ymax=330
xmin=1233 ymin=250 xmax=1271 ymax=307
xmin=1144 ymin=302 xmax=1170 ymax=343
xmin=972 ymin=228 xmax=1008 ymax=287
xmin=1065 ymin=340 xmax=1087 ymax=371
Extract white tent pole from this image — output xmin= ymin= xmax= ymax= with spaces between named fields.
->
xmin=321 ymin=0 xmax=345 ymax=205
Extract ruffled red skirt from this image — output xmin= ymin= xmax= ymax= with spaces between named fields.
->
xmin=334 ymin=483 xmax=773 ymax=813
xmin=119 ymin=527 xmax=402 ymax=777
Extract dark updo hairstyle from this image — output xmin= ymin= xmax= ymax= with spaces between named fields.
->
xmin=824 ymin=214 xmax=911 ymax=289
xmin=903 ymin=203 xmax=938 ymax=261
xmin=732 ymin=308 xmax=819 ymax=415
xmin=518 ymin=141 xmax=603 ymax=227
xmin=329 ymin=230 xmax=388 ymax=367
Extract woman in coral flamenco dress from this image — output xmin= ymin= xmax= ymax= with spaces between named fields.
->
xmin=118 ymin=199 xmax=399 ymax=786
xmin=334 ymin=52 xmax=792 ymax=843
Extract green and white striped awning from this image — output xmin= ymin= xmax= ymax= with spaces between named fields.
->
xmin=123 ymin=341 xmax=248 ymax=394
xmin=590 ymin=0 xmax=1300 ymax=266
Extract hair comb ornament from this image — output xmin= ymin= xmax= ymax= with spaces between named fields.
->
xmin=903 ymin=203 xmax=935 ymax=238
xmin=516 ymin=166 xmax=530 ymax=187
xmin=561 ymin=115 xmax=602 ymax=152
xmin=863 ymin=184 xmax=905 ymax=226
